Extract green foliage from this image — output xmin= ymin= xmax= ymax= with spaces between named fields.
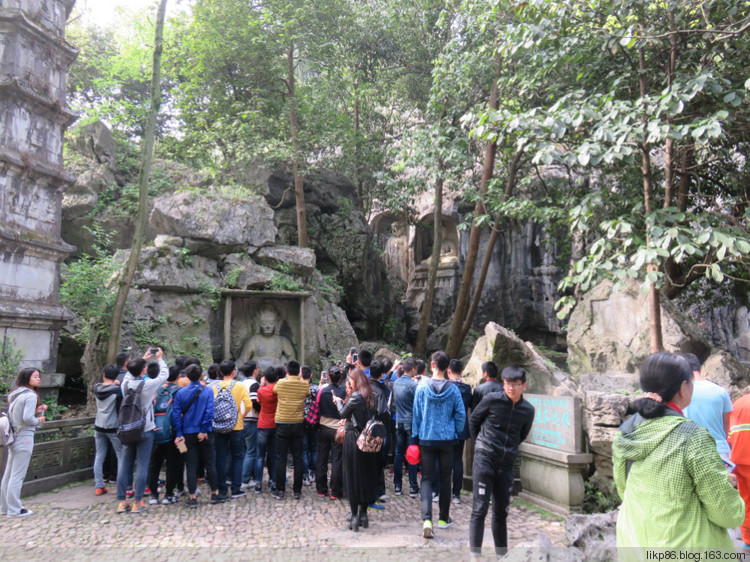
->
xmin=582 ymin=480 xmax=621 ymax=514
xmin=41 ymin=396 xmax=68 ymax=422
xmin=0 ymin=338 xmax=23 ymax=395
xmin=268 ymin=272 xmax=304 ymax=293
xmin=224 ymin=266 xmax=243 ymax=289
xmin=60 ymin=226 xmax=119 ymax=343
xmin=199 ymin=282 xmax=223 ymax=311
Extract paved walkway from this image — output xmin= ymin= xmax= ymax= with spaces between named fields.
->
xmin=0 ymin=469 xmax=567 ymax=560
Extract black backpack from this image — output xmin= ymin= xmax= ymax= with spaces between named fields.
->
xmin=118 ymin=379 xmax=146 ymax=444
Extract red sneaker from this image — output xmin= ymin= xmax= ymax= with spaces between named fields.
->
xmin=95 ymin=487 xmax=108 ymax=496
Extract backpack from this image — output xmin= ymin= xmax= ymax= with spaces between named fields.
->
xmin=304 ymin=390 xmax=322 ymax=426
xmin=117 ymin=379 xmax=146 ymax=445
xmin=212 ymin=380 xmax=238 ymax=434
xmin=356 ymin=417 xmax=386 ymax=453
xmin=0 ymin=389 xmax=31 ymax=448
xmin=153 ymin=384 xmax=177 ymax=444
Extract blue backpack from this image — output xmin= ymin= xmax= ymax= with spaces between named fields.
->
xmin=153 ymin=384 xmax=178 ymax=444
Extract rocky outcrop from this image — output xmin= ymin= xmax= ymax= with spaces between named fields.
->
xmin=702 ymin=351 xmax=750 ymax=399
xmin=150 ymin=189 xmax=276 ymax=254
xmin=465 ymin=322 xmax=577 ymax=396
xmin=567 ymin=280 xmax=711 ymax=376
xmin=565 ymin=511 xmax=617 ymax=561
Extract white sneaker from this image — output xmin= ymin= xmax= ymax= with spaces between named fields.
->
xmin=149 ymin=497 xmax=159 ymax=505
xmin=378 ymin=494 xmax=387 ymax=502
xmin=452 ymin=495 xmax=460 ymax=505
xmin=432 ymin=493 xmax=439 ymax=503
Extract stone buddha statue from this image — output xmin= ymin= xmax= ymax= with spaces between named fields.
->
xmin=237 ymin=304 xmax=296 ymax=370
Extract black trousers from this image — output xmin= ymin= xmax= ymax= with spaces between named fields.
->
xmin=184 ymin=433 xmax=218 ymax=495
xmin=420 ymin=444 xmax=453 ymax=522
xmin=469 ymin=450 xmax=514 ymax=555
xmin=275 ymin=422 xmax=304 ymax=494
xmin=316 ymin=425 xmax=343 ymax=496
xmin=148 ymin=441 xmax=183 ymax=496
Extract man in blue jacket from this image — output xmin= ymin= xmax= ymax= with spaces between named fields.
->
xmin=173 ymin=364 xmax=225 ymax=507
xmin=412 ymin=351 xmax=466 ymax=539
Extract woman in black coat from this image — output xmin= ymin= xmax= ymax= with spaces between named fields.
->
xmin=333 ymin=367 xmax=379 ymax=532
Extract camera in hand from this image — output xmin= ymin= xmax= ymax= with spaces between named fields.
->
xmin=150 ymin=347 xmax=159 ymax=354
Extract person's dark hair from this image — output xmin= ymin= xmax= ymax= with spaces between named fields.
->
xmin=501 ymin=366 xmax=526 ymax=383
xmin=396 ymin=364 xmax=404 ymax=377
xmin=358 ymin=349 xmax=373 ymax=368
xmin=301 ymin=365 xmax=312 ymax=380
xmin=167 ymin=364 xmax=180 ymax=382
xmin=482 ymin=361 xmax=499 ymax=380
xmin=328 ymin=365 xmax=343 ymax=385
xmin=402 ymin=357 xmax=417 ymax=374
xmin=239 ymin=361 xmax=258 ymax=378
xmin=416 ymin=360 xmax=426 ymax=376
xmin=348 ymin=367 xmax=375 ymax=410
xmin=115 ymin=352 xmax=131 ymax=368
xmin=264 ymin=366 xmax=279 ymax=384
xmin=634 ymin=351 xmax=693 ymax=419
xmin=680 ymin=352 xmax=702 ymax=374
xmin=147 ymin=362 xmax=160 ymax=379
xmin=185 ymin=357 xmax=201 ymax=368
xmin=383 ymin=359 xmax=394 ymax=374
xmin=207 ymin=363 xmax=219 ymax=380
xmin=431 ymin=351 xmax=450 ymax=372
xmin=369 ymin=360 xmax=385 ymax=381
xmin=274 ymin=365 xmax=286 ymax=382
xmin=287 ymin=360 xmax=300 ymax=376
xmin=128 ymin=358 xmax=147 ymax=377
xmin=449 ymin=359 xmax=464 ymax=375
xmin=185 ymin=364 xmax=202 ymax=382
xmin=219 ymin=360 xmax=236 ymax=376
xmin=174 ymin=355 xmax=188 ymax=370
xmin=102 ymin=364 xmax=120 ymax=381
xmin=16 ymin=367 xmax=40 ymax=389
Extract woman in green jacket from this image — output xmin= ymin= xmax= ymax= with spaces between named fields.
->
xmin=613 ymin=352 xmax=744 ymax=553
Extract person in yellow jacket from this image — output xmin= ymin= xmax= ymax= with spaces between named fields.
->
xmin=213 ymin=360 xmax=253 ymax=500
xmin=271 ymin=360 xmax=310 ymax=500
xmin=613 ymin=352 xmax=744 ymax=559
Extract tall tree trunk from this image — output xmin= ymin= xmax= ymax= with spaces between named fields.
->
xmin=639 ymin=44 xmax=663 ymax=352
xmin=288 ymin=42 xmax=308 ymax=248
xmin=446 ymin=54 xmax=500 ymax=358
xmin=458 ymin=148 xmax=524 ymax=344
xmin=415 ymin=162 xmax=444 ymax=355
xmin=106 ymin=0 xmax=168 ymax=363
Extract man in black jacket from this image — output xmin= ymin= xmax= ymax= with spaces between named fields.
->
xmin=471 ymin=361 xmax=503 ymax=409
xmin=468 ymin=366 xmax=534 ymax=557
xmin=315 ymin=367 xmax=347 ymax=499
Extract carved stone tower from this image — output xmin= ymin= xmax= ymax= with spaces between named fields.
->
xmin=0 ymin=0 xmax=77 ymax=373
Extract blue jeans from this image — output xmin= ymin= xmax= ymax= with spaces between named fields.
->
xmin=242 ymin=420 xmax=258 ymax=483
xmin=214 ymin=429 xmax=244 ymax=495
xmin=393 ymin=423 xmax=418 ymax=491
xmin=302 ymin=424 xmax=318 ymax=475
xmin=94 ymin=431 xmax=123 ymax=489
xmin=117 ymin=431 xmax=154 ymax=501
xmin=255 ymin=427 xmax=276 ymax=489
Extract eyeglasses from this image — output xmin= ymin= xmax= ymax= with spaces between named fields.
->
xmin=503 ymin=381 xmax=524 ymax=389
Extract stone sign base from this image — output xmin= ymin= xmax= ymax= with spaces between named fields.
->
xmin=518 ymin=442 xmax=592 ymax=516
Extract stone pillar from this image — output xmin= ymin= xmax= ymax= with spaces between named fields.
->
xmin=0 ymin=0 xmax=77 ymax=374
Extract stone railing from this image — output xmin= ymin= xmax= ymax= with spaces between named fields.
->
xmin=0 ymin=416 xmax=95 ymax=498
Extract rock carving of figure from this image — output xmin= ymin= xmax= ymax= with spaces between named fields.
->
xmin=237 ymin=304 xmax=296 ymax=370
xmin=384 ymin=221 xmax=409 ymax=282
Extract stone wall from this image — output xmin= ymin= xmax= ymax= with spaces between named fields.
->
xmin=0 ymin=0 xmax=77 ymax=373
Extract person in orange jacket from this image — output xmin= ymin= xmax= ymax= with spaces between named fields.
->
xmin=729 ymin=391 xmax=750 ymax=549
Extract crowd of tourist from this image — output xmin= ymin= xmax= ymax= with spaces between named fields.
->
xmin=3 ymin=346 xmax=748 ymax=557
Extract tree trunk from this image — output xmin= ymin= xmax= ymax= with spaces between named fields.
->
xmin=106 ymin=0 xmax=168 ymax=363
xmin=639 ymin=44 xmax=663 ymax=352
xmin=446 ymin=54 xmax=500 ymax=358
xmin=288 ymin=42 xmax=308 ymax=248
xmin=415 ymin=163 xmax=444 ymax=355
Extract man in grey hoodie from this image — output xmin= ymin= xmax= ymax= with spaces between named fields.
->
xmin=93 ymin=364 xmax=123 ymax=496
xmin=116 ymin=348 xmax=168 ymax=514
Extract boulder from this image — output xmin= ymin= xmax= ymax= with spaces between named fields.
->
xmin=702 ymin=350 xmax=750 ymax=399
xmin=149 ymin=188 xmax=276 ymax=253
xmin=425 ymin=318 xmax=478 ymax=358
xmin=465 ymin=322 xmax=577 ymax=396
xmin=254 ymin=245 xmax=316 ymax=277
xmin=567 ymin=280 xmax=711 ymax=375
xmin=121 ymin=246 xmax=221 ymax=293
xmin=67 ymin=120 xmax=116 ymax=167
xmin=304 ymin=293 xmax=358 ymax=367
xmin=504 ymin=533 xmax=583 ymax=562
xmin=222 ymin=254 xmax=276 ymax=290
xmin=565 ymin=511 xmax=617 ymax=562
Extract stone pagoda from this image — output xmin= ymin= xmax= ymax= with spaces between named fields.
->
xmin=0 ymin=0 xmax=77 ymax=376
